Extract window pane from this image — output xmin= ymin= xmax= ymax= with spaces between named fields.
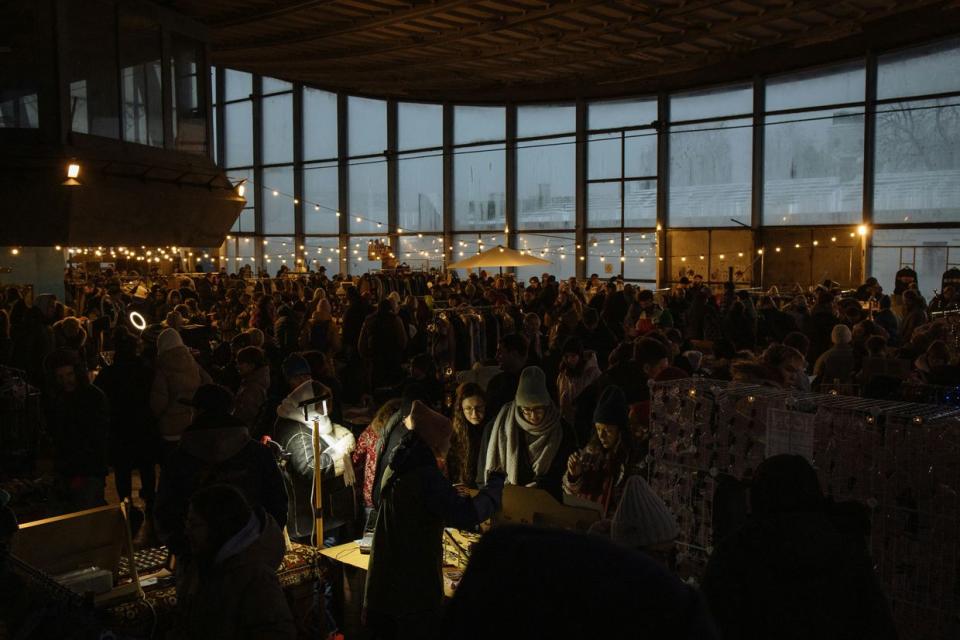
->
xmin=452 ymin=233 xmax=481 ymax=278
xmin=625 ymin=131 xmax=657 ymax=177
xmin=227 ymin=168 xmax=254 ymax=234
xmin=588 ymin=133 xmax=620 ymax=180
xmin=671 ymin=84 xmax=752 ymax=121
xmin=871 ymin=229 xmax=960 ymax=302
xmin=348 ymin=159 xmax=388 ymax=234
xmin=874 ymin=98 xmax=960 ymax=224
xmin=455 ymin=106 xmax=504 ymax=144
xmin=517 ymin=137 xmax=575 ymax=230
xmin=878 ymin=38 xmax=960 ymax=100
xmin=224 ymin=69 xmax=252 ymax=102
xmin=399 ymin=153 xmax=443 ymax=232
xmin=763 ymin=110 xmax=864 ymax=226
xmin=348 ymin=236 xmax=390 ymax=275
xmin=262 ymin=92 xmax=293 ymax=164
xmin=516 ymin=233 xmax=575 ymax=282
xmin=303 ymin=87 xmax=338 ymax=160
xmin=517 ymin=105 xmax=575 ymax=137
xmin=64 ymin=0 xmax=118 ymax=138
xmin=399 ymin=102 xmax=442 ymax=150
xmin=669 ymin=118 xmax=752 ymax=227
xmin=211 ymin=105 xmax=218 ymax=163
xmin=120 ymin=12 xmax=163 ymax=146
xmin=231 ymin=208 xmax=255 ymax=234
xmin=0 ymin=91 xmax=39 ymax=129
xmin=589 ymin=98 xmax=657 ymax=130
xmin=400 ymin=235 xmax=445 ymax=270
xmin=305 ymin=237 xmax=342 ymax=273
xmin=224 ymin=101 xmax=253 ymax=167
xmin=303 ymin=162 xmax=339 ymax=234
xmin=262 ymin=236 xmax=294 ymax=273
xmin=170 ymin=36 xmax=206 ymax=154
xmin=587 ymin=233 xmax=622 ymax=279
xmin=766 ymin=62 xmax=865 ymax=112
xmin=262 ymin=76 xmax=292 ymax=94
xmin=262 ymin=166 xmax=294 ymax=234
xmin=210 ymin=66 xmax=217 ymax=105
xmin=229 ymin=236 xmax=257 ymax=267
xmin=587 ymin=182 xmax=621 ymax=229
xmin=624 ymin=233 xmax=657 ymax=282
xmin=625 ymin=180 xmax=657 ymax=227
xmin=454 ymin=143 xmax=505 ymax=231
xmin=348 ymin=97 xmax=386 ymax=156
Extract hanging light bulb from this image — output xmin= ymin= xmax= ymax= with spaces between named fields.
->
xmin=272 ymin=190 xmax=279 ymax=197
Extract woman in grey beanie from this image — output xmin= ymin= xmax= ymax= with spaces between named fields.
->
xmin=483 ymin=366 xmax=576 ymax=499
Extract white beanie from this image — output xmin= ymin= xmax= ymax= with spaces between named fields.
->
xmin=610 ymin=476 xmax=679 ymax=550
xmin=157 ymin=328 xmax=184 ymax=354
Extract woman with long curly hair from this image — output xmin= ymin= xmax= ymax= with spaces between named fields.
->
xmin=447 ymin=383 xmax=489 ymax=488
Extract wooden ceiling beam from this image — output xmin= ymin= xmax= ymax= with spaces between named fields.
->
xmin=217 ymin=0 xmax=483 ymax=51
xmin=214 ymin=0 xmax=613 ymax=60
xmin=219 ymin=0 xmax=727 ymax=65
xmin=206 ymin=0 xmax=342 ymax=28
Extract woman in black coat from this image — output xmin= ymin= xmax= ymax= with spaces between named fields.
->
xmin=701 ymin=455 xmax=896 ymax=640
xmin=94 ymin=328 xmax=159 ymax=513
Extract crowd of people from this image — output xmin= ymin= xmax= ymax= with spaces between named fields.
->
xmin=2 ymin=262 xmax=955 ymax=639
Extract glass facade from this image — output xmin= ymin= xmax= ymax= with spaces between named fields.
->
xmin=208 ymin=37 xmax=960 ymax=284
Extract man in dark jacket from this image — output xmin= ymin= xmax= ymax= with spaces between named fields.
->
xmin=155 ymin=384 xmax=288 ymax=561
xmin=43 ymin=348 xmax=110 ymax=511
xmin=443 ymin=525 xmax=718 ymax=640
xmin=364 ymin=401 xmax=504 ymax=639
xmin=94 ymin=328 xmax=158 ymax=526
xmin=485 ymin=333 xmax=529 ymax=425
xmin=175 ymin=484 xmax=294 ymax=640
xmin=701 ymin=454 xmax=896 ymax=640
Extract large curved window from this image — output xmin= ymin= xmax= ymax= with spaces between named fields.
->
xmin=211 ymin=38 xmax=960 ymax=282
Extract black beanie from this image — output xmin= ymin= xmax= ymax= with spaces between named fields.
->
xmin=401 ymin=382 xmax=429 ymax=418
xmin=593 ymin=385 xmax=628 ymax=429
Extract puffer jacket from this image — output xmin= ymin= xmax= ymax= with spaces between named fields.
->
xmin=173 ymin=507 xmax=294 ymax=640
xmin=233 ymin=365 xmax=271 ymax=429
xmin=150 ymin=345 xmax=213 ymax=441
xmin=273 ymin=380 xmax=356 ymax=539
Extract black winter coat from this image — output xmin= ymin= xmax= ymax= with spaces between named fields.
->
xmin=43 ymin=382 xmax=110 ymax=479
xmin=701 ymin=509 xmax=896 ymax=640
xmin=94 ymin=354 xmax=158 ymax=462
xmin=364 ymin=431 xmax=503 ymax=620
xmin=155 ymin=414 xmax=288 ymax=557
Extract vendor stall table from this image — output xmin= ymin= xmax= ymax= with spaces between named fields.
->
xmin=320 ymin=530 xmax=478 ymax=639
xmin=102 ymin=542 xmax=323 ymax=638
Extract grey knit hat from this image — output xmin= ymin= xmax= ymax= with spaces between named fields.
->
xmin=610 ymin=476 xmax=679 ymax=549
xmin=515 ymin=366 xmax=551 ymax=407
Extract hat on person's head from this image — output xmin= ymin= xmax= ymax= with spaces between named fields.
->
xmin=516 ymin=366 xmax=551 ymax=407
xmin=610 ymin=476 xmax=679 ymax=550
xmin=141 ymin=323 xmax=164 ymax=346
xmin=157 ymin=327 xmax=184 ymax=354
xmin=409 ymin=400 xmax=453 ymax=456
xmin=34 ymin=293 xmax=57 ymax=317
xmin=561 ymin=336 xmax=584 ymax=356
xmin=831 ymin=324 xmax=852 ymax=345
xmin=400 ymin=383 xmax=428 ymax=419
xmin=181 ymin=384 xmax=234 ymax=415
xmin=593 ymin=385 xmax=628 ymax=429
xmin=282 ymin=354 xmax=311 ymax=381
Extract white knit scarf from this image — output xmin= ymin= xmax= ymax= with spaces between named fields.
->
xmin=486 ymin=401 xmax=562 ymax=485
